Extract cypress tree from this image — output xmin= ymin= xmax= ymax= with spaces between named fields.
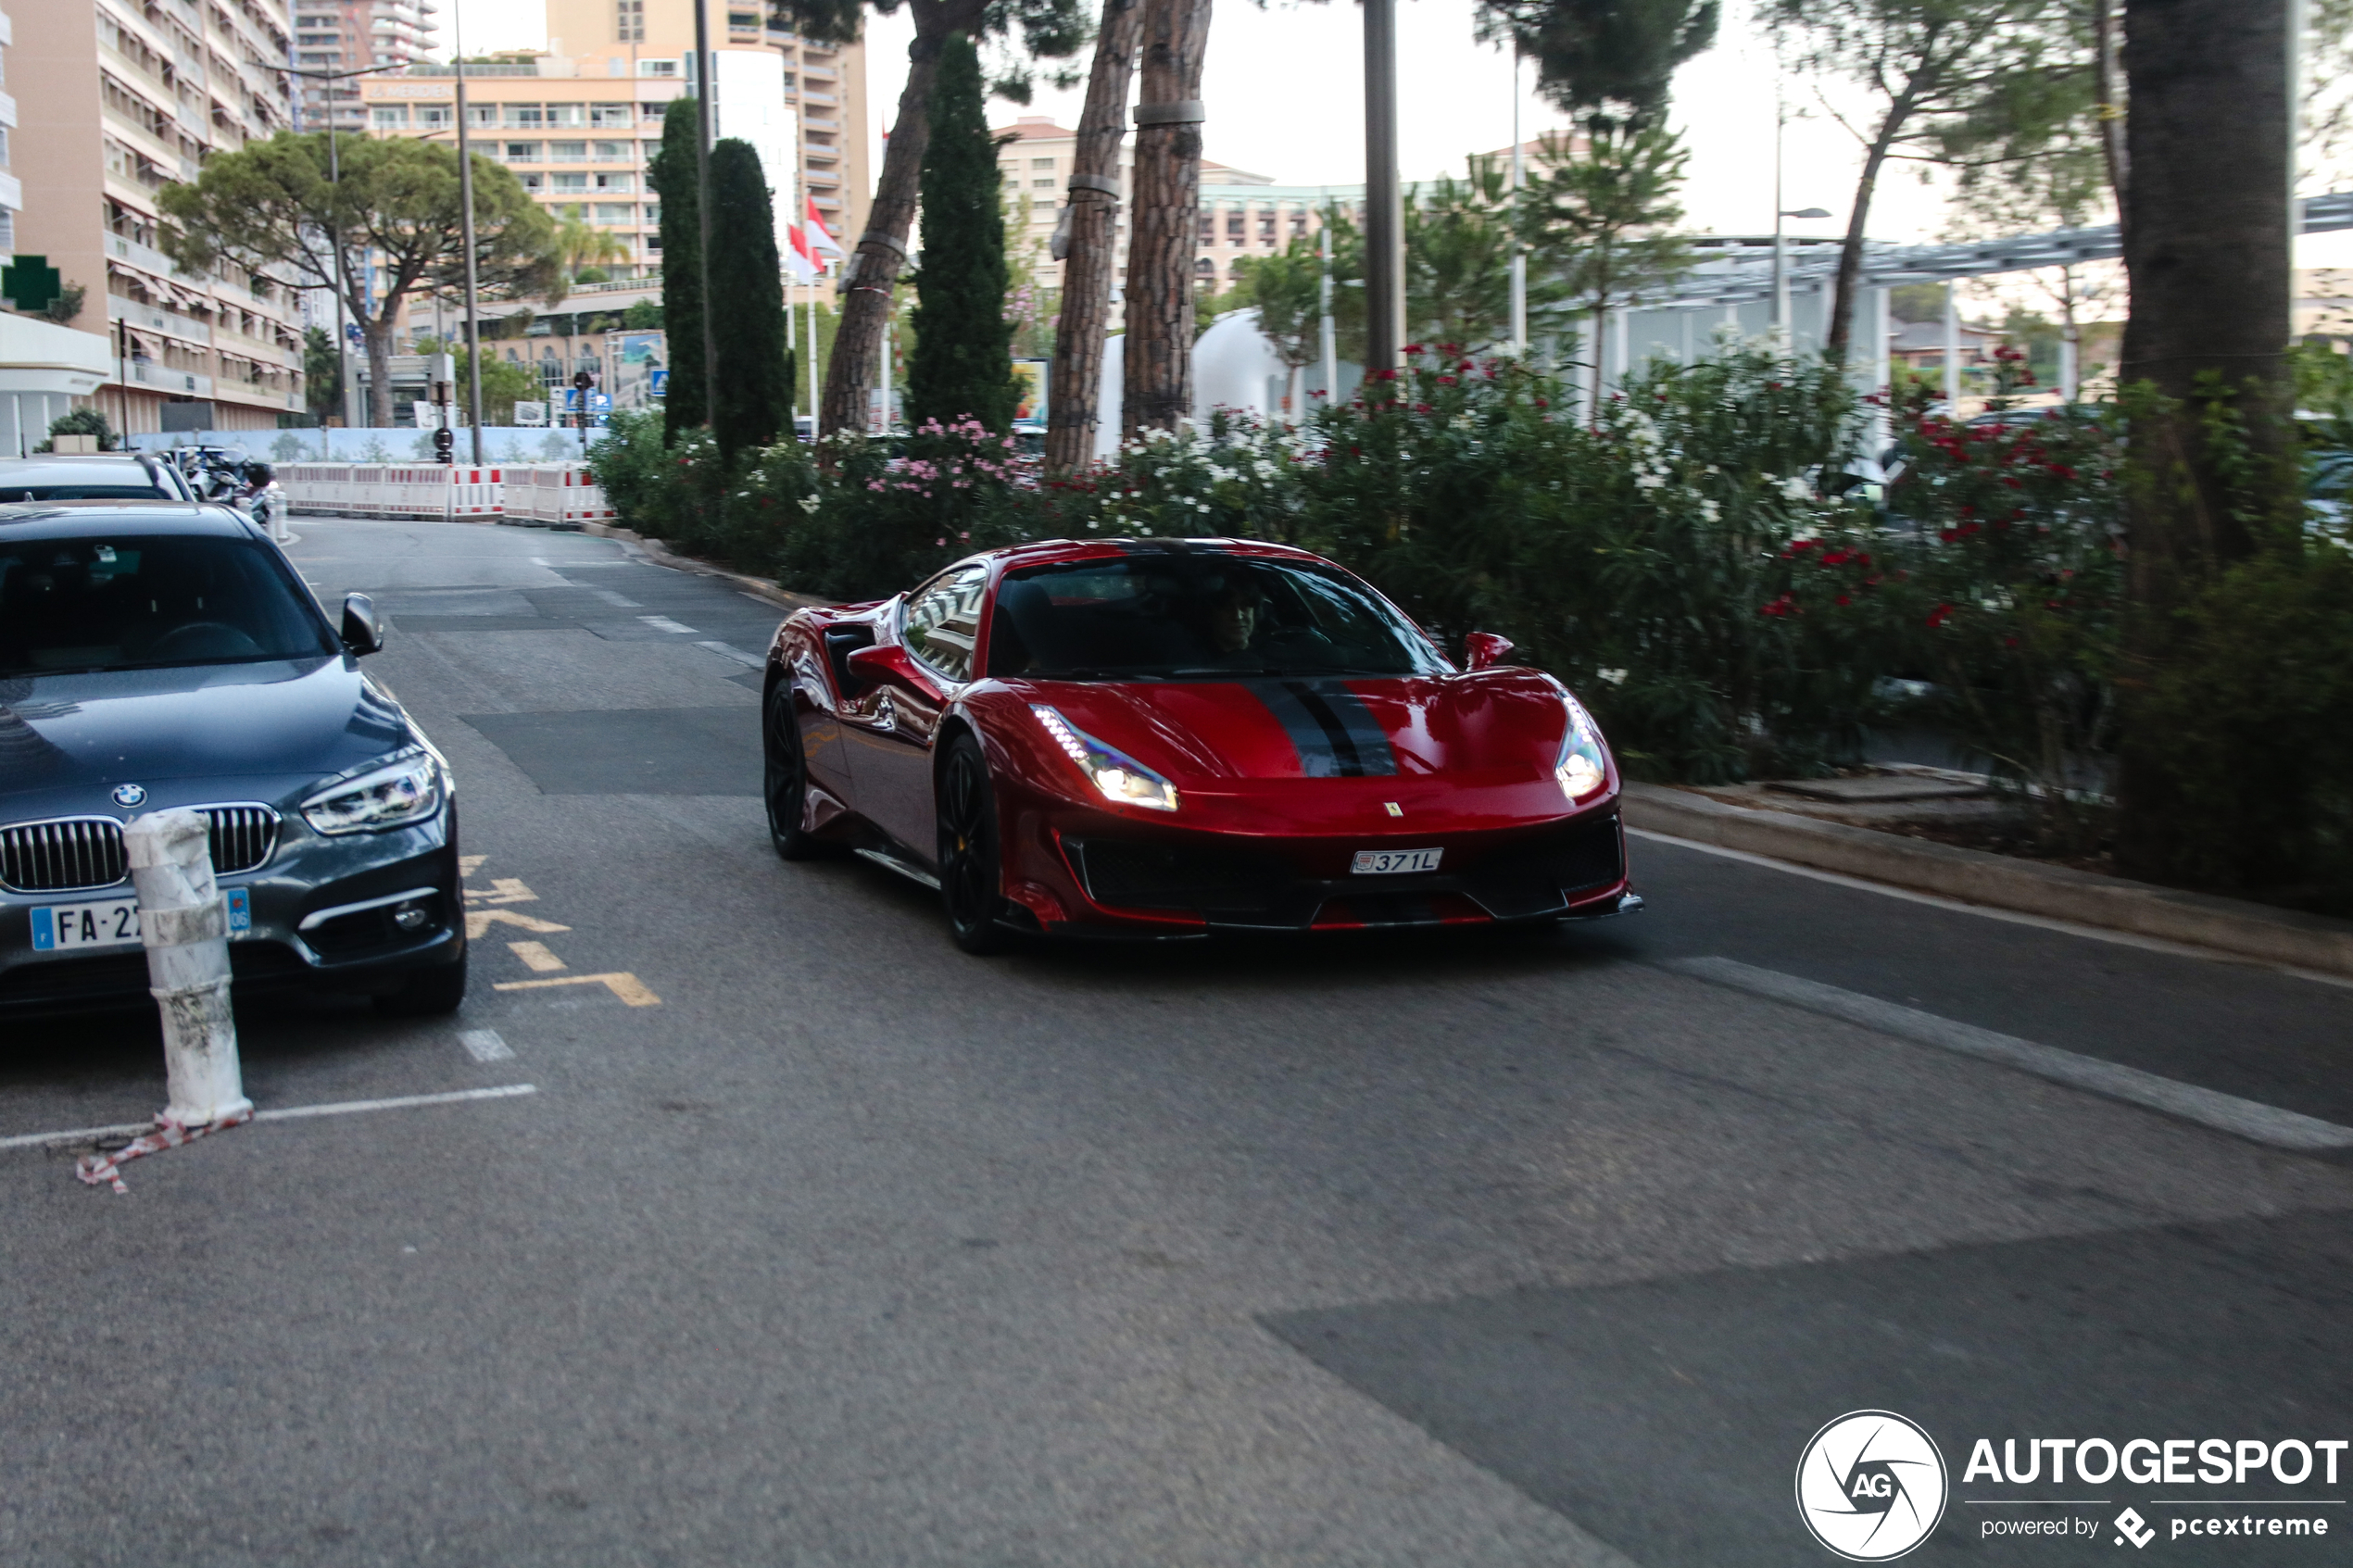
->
xmin=706 ymin=138 xmax=793 ymax=458
xmin=649 ymin=98 xmax=706 ymax=440
xmin=906 ymin=32 xmax=1019 ymax=434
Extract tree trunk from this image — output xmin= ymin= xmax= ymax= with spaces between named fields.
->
xmin=364 ymin=318 xmax=396 ymax=428
xmin=819 ymin=4 xmax=974 ymax=436
xmin=1122 ymin=0 xmax=1212 ymax=438
xmin=1045 ymin=0 xmax=1144 ymax=471
xmin=1825 ymin=95 xmax=1914 ymax=366
xmin=2113 ymin=0 xmax=2296 ymax=879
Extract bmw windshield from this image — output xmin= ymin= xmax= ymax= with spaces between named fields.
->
xmin=0 ymin=533 xmax=339 ymax=677
xmin=987 ymin=554 xmax=1451 ymax=681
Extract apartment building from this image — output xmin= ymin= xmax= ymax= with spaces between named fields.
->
xmin=994 ymin=117 xmax=1359 ymax=298
xmin=291 ymin=0 xmax=437 ymax=132
xmin=13 ymin=0 xmax=308 ymax=433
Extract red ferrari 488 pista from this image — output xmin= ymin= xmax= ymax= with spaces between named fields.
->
xmin=760 ymin=537 xmax=1640 ymax=951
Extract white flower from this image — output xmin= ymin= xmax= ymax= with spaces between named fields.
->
xmin=1696 ymin=497 xmax=1721 ymax=522
xmin=797 ymin=495 xmax=821 ymax=514
xmin=1780 ymin=474 xmax=1813 ymax=501
xmin=1634 ymin=472 xmax=1665 ymax=490
xmin=1597 ymin=667 xmax=1629 ymax=686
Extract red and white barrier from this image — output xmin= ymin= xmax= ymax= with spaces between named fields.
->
xmin=278 ymin=463 xmax=610 ymax=527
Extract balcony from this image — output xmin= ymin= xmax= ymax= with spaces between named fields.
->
xmin=119 ymin=358 xmax=214 ymax=396
xmin=108 ymin=295 xmax=214 ymax=346
xmin=108 ymin=233 xmax=185 ymax=281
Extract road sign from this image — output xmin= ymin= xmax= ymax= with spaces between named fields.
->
xmin=513 ymin=400 xmax=548 ymax=426
xmin=0 ymin=256 xmax=63 ymax=315
xmin=563 ymin=389 xmax=612 ymax=413
xmin=345 ymin=322 xmax=363 ymax=347
xmin=649 ymin=370 xmax=670 ymax=398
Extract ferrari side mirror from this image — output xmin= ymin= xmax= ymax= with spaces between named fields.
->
xmin=844 ymin=643 xmax=903 ymax=688
xmin=1464 ymin=631 xmax=1514 ymax=671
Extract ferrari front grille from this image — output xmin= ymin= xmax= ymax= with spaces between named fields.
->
xmin=0 ymin=805 xmax=280 ymax=894
xmin=1065 ymin=836 xmax=1295 ymax=911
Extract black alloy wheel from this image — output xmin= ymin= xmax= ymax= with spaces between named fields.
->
xmin=937 ymin=733 xmax=1010 ymax=954
xmin=764 ymin=681 xmax=824 ymax=860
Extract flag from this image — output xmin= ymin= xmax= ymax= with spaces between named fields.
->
xmin=803 ymin=196 xmax=843 ymax=257
xmin=784 ymin=220 xmax=820 ymax=283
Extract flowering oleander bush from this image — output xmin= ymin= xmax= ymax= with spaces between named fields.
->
xmin=592 ymin=345 xmax=2147 ymax=804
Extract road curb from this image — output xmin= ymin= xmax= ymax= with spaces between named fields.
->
xmin=1621 ymin=781 xmax=2353 ymax=979
xmin=579 ymin=522 xmax=823 ymax=612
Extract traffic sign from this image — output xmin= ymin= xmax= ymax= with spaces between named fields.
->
xmin=345 ymin=322 xmax=363 ymax=346
xmin=649 ymin=370 xmax=669 ymax=398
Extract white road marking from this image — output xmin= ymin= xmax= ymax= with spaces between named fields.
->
xmin=1662 ymin=956 xmax=2353 ymax=1153
xmin=1625 ymin=826 xmax=2353 ymax=992
xmin=0 ymin=1084 xmax=537 ymax=1152
xmin=639 ymin=615 xmax=698 ymax=634
xmin=458 ymin=1029 xmax=515 ymax=1061
xmin=694 ymin=639 xmax=766 ymax=670
xmin=593 ymin=587 xmax=644 ymax=608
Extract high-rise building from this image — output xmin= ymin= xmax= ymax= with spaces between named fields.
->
xmin=291 ymin=0 xmax=438 ymax=132
xmin=359 ymin=2 xmax=867 ymax=292
xmin=13 ymin=0 xmax=309 ymax=433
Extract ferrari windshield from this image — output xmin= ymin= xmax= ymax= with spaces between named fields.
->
xmin=988 ymin=553 xmax=1450 ymax=680
xmin=0 ymin=534 xmax=339 ymax=676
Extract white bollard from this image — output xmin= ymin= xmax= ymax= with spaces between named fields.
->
xmin=125 ymin=809 xmax=251 ymax=1125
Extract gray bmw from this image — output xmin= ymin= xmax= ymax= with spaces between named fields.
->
xmin=1 ymin=502 xmax=465 ymax=1016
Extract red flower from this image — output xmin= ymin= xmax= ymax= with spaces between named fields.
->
xmin=1534 ymin=397 xmax=1549 ymax=408
xmin=1836 ymin=594 xmax=1852 ymax=606
xmin=1927 ymin=603 xmax=1955 ymax=629
xmin=1402 ymin=343 xmax=1424 ymax=356
xmin=1437 ymin=375 xmax=1457 ymax=385
xmin=1939 ymin=529 xmax=1959 ymax=543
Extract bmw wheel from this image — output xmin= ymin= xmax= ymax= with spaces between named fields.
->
xmin=937 ymin=732 xmax=1010 ymax=955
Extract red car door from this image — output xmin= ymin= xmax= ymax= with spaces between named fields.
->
xmin=842 ymin=565 xmax=987 ymax=857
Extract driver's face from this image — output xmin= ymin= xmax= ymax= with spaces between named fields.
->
xmin=1210 ymin=596 xmax=1256 ymax=653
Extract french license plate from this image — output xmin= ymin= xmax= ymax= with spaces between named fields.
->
xmin=29 ymin=890 xmax=250 ymax=954
xmin=1351 ymin=847 xmax=1442 ymax=876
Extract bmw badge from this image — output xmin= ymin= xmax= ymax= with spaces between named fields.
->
xmin=112 ymin=783 xmax=148 ymax=809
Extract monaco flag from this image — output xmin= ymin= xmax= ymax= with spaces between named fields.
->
xmin=785 ymin=219 xmax=821 ymax=282
xmin=803 ymin=196 xmax=844 ymax=257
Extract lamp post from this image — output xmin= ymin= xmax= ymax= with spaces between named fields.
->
xmin=1362 ymin=0 xmax=1404 ymax=375
xmin=450 ymin=13 xmax=485 ymax=463
xmin=1770 ymin=206 xmax=1832 ymax=347
xmin=1508 ymin=43 xmax=1526 ymax=357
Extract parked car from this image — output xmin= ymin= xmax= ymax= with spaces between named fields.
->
xmin=760 ymin=537 xmax=1640 ymax=950
xmin=0 ymin=453 xmax=195 ymax=503
xmin=0 ymin=503 xmax=465 ymax=1015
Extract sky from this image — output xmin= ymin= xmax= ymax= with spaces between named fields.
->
xmin=450 ymin=0 xmax=2351 ymax=282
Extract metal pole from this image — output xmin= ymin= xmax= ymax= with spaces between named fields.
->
xmin=1362 ymin=0 xmax=1404 ymax=375
xmin=1770 ymin=80 xmax=1788 ymax=349
xmin=1942 ymin=281 xmax=1960 ymax=408
xmin=329 ymin=123 xmax=364 ymax=433
xmin=1508 ymin=44 xmax=1526 ymax=356
xmin=693 ymin=0 xmax=719 ymax=422
xmin=1318 ymin=214 xmax=1337 ymax=400
xmin=453 ymin=25 xmax=485 ymax=464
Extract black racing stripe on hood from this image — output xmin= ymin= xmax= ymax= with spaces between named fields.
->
xmin=1244 ymin=680 xmax=1397 ymax=778
xmin=1289 ymin=680 xmax=1397 ymax=777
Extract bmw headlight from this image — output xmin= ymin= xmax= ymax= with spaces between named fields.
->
xmin=1555 ymin=700 xmax=1610 ymax=802
xmin=1031 ymin=705 xmax=1179 ymax=811
xmin=302 ymin=750 xmax=445 ymax=834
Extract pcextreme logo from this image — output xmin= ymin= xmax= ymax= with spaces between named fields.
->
xmin=1796 ymin=1410 xmax=1951 ymax=1561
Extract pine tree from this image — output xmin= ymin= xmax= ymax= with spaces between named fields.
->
xmin=906 ymin=32 xmax=1019 ymax=434
xmin=706 ymin=138 xmax=793 ymax=458
xmin=649 ymin=98 xmax=706 ymax=441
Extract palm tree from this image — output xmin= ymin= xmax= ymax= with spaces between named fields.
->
xmin=541 ymin=215 xmax=632 ymax=307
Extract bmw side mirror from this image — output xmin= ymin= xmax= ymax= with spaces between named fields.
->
xmin=342 ymin=593 xmax=384 ymax=656
xmin=1464 ymin=632 xmax=1514 ymax=671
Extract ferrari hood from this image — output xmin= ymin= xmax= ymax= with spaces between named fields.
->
xmin=1030 ymin=670 xmax=1577 ymax=785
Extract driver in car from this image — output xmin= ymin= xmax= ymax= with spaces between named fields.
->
xmin=1202 ymin=581 xmax=1264 ymax=663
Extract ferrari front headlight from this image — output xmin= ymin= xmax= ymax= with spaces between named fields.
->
xmin=1555 ymin=701 xmax=1609 ymax=802
xmin=1031 ymin=705 xmax=1179 ymax=811
xmin=302 ymin=750 xmax=445 ymax=834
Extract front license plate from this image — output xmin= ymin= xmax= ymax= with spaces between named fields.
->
xmin=29 ymin=889 xmax=250 ymax=954
xmin=1352 ymin=847 xmax=1443 ymax=875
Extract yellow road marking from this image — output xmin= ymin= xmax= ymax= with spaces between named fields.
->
xmin=467 ymin=877 xmax=538 ymax=907
xmin=465 ymin=909 xmax=571 ymax=939
xmin=508 ymin=940 xmax=567 ymax=972
xmin=459 ymin=855 xmax=489 ymax=876
xmin=493 ymin=972 xmax=661 ymax=1007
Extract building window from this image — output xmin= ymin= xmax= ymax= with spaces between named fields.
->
xmin=589 ymin=103 xmax=634 ymax=127
xmin=0 ymin=210 xmax=14 ymax=254
xmin=616 ymin=0 xmax=644 ymax=42
xmin=551 ymin=172 xmax=589 ymax=192
xmin=550 ymin=140 xmax=589 ymax=160
xmin=1030 ymin=157 xmax=1054 ymax=169
xmin=1032 ymin=177 xmax=1052 ymax=188
xmin=593 ymin=140 xmax=629 ymax=160
xmin=726 ymin=11 xmax=758 ymax=29
xmin=595 ymin=203 xmax=635 ymax=224
xmin=417 ymin=105 xmax=451 ymax=128
xmin=371 ymin=106 xmax=409 ymax=128
xmin=505 ymin=142 xmax=541 ymax=161
xmin=504 ymin=105 xmax=546 ymax=128
xmin=639 ymin=59 xmax=678 ymax=77
xmin=592 ymin=173 xmax=635 ymax=193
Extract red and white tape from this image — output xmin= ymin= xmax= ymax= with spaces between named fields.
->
xmin=75 ymin=1108 xmax=253 ymax=1194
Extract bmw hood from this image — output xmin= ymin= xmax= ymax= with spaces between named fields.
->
xmin=0 ymin=657 xmax=415 ymax=819
xmin=1027 ymin=668 xmax=1582 ymax=786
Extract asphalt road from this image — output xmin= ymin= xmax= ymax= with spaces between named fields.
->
xmin=4 ymin=516 xmax=2350 ymax=1567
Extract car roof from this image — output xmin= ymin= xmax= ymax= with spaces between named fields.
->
xmin=982 ymin=536 xmax=1328 ymax=573
xmin=0 ymin=501 xmax=258 ymax=541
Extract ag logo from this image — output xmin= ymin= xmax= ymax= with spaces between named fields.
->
xmin=1795 ymin=1410 xmax=1949 ymax=1561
